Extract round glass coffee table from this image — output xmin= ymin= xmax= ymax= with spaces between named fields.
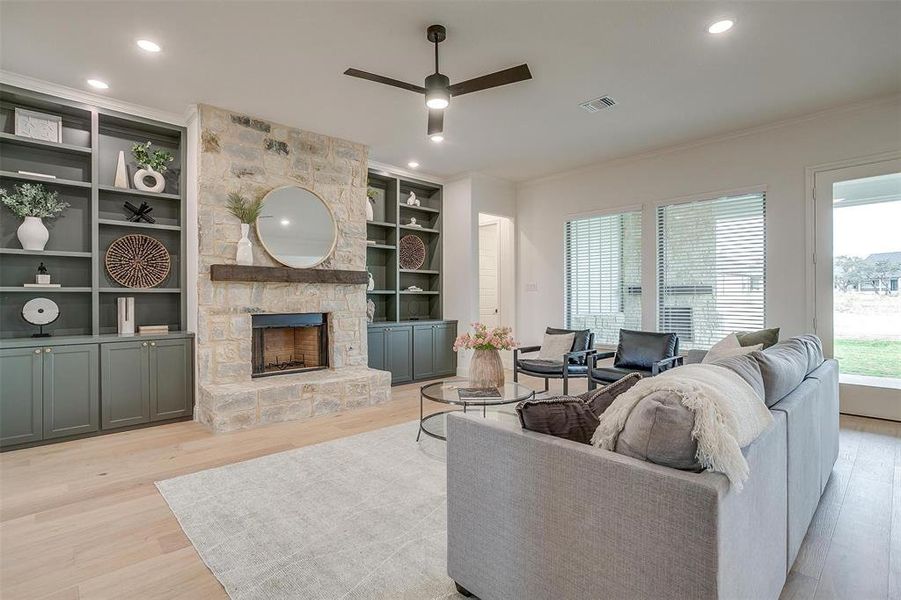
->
xmin=417 ymin=380 xmax=535 ymax=441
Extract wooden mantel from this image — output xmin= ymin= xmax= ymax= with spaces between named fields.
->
xmin=210 ymin=264 xmax=368 ymax=284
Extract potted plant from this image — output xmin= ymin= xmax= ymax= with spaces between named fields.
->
xmin=225 ymin=191 xmax=265 ymax=266
xmin=453 ymin=323 xmax=517 ymax=388
xmin=131 ymin=141 xmax=174 ymax=193
xmin=0 ymin=183 xmax=69 ymax=251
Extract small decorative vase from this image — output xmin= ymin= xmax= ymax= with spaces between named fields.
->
xmin=236 ymin=223 xmax=253 ymax=266
xmin=366 ymin=198 xmax=374 ymax=221
xmin=117 ymin=297 xmax=135 ymax=336
xmin=367 ymin=271 xmax=375 ymax=291
xmin=134 ymin=167 xmax=165 ymax=193
xmin=17 ymin=216 xmax=49 ymax=251
xmin=366 ymin=299 xmax=376 ymax=323
xmin=114 ymin=150 xmax=129 ymax=189
xmin=469 ymin=348 xmax=505 ymax=388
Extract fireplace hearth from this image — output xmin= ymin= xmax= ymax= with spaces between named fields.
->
xmin=251 ymin=313 xmax=328 ymax=377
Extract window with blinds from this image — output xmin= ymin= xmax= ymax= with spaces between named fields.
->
xmin=657 ymin=192 xmax=766 ymax=349
xmin=564 ymin=211 xmax=642 ymax=345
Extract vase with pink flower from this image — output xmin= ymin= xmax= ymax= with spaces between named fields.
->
xmin=453 ymin=323 xmax=517 ymax=388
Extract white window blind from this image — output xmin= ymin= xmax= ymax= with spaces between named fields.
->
xmin=564 ymin=211 xmax=642 ymax=345
xmin=657 ymin=192 xmax=766 ymax=349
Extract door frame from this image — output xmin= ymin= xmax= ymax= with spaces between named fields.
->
xmin=478 ymin=219 xmax=502 ymax=328
xmin=804 ymin=150 xmax=901 ymax=421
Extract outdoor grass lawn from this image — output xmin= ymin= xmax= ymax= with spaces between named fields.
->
xmin=833 ymin=338 xmax=901 ymax=378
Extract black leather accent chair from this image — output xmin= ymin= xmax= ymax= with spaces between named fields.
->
xmin=514 ymin=328 xmax=596 ymax=395
xmin=588 ymin=329 xmax=683 ymax=389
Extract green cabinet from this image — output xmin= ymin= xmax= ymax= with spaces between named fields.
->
xmin=101 ymin=338 xmax=192 ymax=430
xmin=0 ymin=344 xmax=98 ymax=447
xmin=368 ymin=321 xmax=456 ymax=385
xmin=0 ymin=347 xmax=43 ymax=446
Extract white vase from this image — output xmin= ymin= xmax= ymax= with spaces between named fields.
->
xmin=17 ymin=216 xmax=49 ymax=251
xmin=134 ymin=167 xmax=165 ymax=193
xmin=117 ymin=297 xmax=135 ymax=336
xmin=236 ymin=223 xmax=253 ymax=266
xmin=114 ymin=150 xmax=129 ymax=189
xmin=367 ymin=271 xmax=375 ymax=291
xmin=366 ymin=198 xmax=374 ymax=221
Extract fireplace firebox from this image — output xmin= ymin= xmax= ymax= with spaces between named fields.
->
xmin=251 ymin=313 xmax=328 ymax=377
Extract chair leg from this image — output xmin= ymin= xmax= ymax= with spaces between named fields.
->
xmin=588 ymin=378 xmax=597 ymax=391
xmin=544 ymin=378 xmax=549 ymax=392
xmin=563 ymin=377 xmax=568 ymax=395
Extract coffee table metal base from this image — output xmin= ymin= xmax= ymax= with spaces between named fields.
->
xmin=417 ymin=380 xmax=535 ymax=442
xmin=418 ymin=404 xmax=487 ymax=442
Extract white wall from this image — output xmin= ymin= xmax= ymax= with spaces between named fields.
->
xmin=515 ymin=96 xmax=901 ymax=346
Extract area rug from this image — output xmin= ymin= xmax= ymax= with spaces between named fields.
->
xmin=156 ymin=421 xmax=464 ymax=600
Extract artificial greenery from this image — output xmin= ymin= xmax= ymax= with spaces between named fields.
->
xmin=367 ymin=187 xmax=379 ymax=201
xmin=131 ymin=141 xmax=174 ymax=173
xmin=225 ymin=192 xmax=265 ymax=224
xmin=0 ymin=183 xmax=69 ymax=218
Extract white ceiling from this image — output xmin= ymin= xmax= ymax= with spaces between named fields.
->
xmin=1 ymin=1 xmax=900 ymax=182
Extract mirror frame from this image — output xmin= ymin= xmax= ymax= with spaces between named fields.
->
xmin=255 ymin=185 xmax=338 ymax=269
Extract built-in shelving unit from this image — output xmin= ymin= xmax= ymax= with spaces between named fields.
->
xmin=365 ymin=169 xmax=443 ymax=322
xmin=0 ymin=84 xmax=187 ymax=339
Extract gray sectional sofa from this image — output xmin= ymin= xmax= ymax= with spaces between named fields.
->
xmin=446 ymin=336 xmax=839 ymax=600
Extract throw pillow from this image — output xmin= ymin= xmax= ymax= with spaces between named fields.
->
xmin=516 ymin=397 xmax=600 ymax=445
xmin=736 ymin=327 xmax=780 ymax=349
xmin=614 ymin=390 xmax=703 ymax=472
xmin=754 ymin=338 xmax=810 ymax=406
xmin=546 ymin=327 xmax=592 ymax=364
xmin=537 ymin=332 xmax=575 ymax=361
xmin=701 ymin=333 xmax=740 ymax=363
xmin=579 ymin=373 xmax=642 ymax=417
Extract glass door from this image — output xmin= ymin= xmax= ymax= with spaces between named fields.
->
xmin=814 ymin=157 xmax=901 ymax=421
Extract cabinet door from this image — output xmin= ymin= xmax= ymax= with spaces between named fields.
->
xmin=367 ymin=327 xmax=386 ymax=371
xmin=384 ymin=326 xmax=413 ymax=384
xmin=413 ymin=325 xmax=436 ymax=380
xmin=433 ymin=322 xmax=457 ymax=377
xmin=42 ymin=345 xmax=99 ymax=439
xmin=0 ymin=347 xmax=43 ymax=447
xmin=150 ymin=339 xmax=193 ymax=422
xmin=101 ymin=341 xmax=150 ymax=429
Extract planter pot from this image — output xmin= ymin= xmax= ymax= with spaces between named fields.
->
xmin=133 ymin=167 xmax=165 ymax=193
xmin=236 ymin=223 xmax=253 ymax=266
xmin=469 ymin=348 xmax=505 ymax=388
xmin=17 ymin=216 xmax=49 ymax=251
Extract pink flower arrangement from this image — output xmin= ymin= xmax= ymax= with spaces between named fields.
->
xmin=453 ymin=322 xmax=517 ymax=352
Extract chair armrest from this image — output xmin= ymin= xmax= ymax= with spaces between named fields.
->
xmin=514 ymin=345 xmax=541 ymax=358
xmin=563 ymin=348 xmax=596 ymax=362
xmin=589 ymin=350 xmax=617 ymax=369
xmin=651 ymin=354 xmax=684 ymax=375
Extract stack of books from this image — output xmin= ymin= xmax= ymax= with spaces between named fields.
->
xmin=138 ymin=325 xmax=169 ymax=335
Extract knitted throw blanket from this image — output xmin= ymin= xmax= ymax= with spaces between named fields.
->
xmin=590 ymin=364 xmax=773 ymax=490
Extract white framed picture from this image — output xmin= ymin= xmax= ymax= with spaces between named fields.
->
xmin=14 ymin=108 xmax=63 ymax=143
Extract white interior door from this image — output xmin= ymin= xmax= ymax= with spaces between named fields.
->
xmin=479 ymin=222 xmax=501 ymax=328
xmin=814 ymin=157 xmax=901 ymax=421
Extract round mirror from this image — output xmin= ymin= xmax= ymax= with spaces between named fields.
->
xmin=256 ymin=186 xmax=337 ymax=268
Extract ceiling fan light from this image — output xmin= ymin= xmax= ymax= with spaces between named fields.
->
xmin=425 ymin=92 xmax=449 ymax=110
xmin=430 ymin=134 xmax=444 ymax=143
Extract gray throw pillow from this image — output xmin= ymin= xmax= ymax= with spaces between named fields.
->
xmin=736 ymin=327 xmax=780 ymax=349
xmin=710 ymin=354 xmax=766 ymax=401
xmin=754 ymin=338 xmax=810 ymax=406
xmin=516 ymin=397 xmax=600 ymax=445
xmin=579 ymin=373 xmax=642 ymax=417
xmin=614 ymin=390 xmax=703 ymax=472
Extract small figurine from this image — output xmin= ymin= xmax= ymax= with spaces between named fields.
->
xmin=407 ymin=191 xmax=417 ymax=206
xmin=408 ymin=217 xmax=421 ymax=228
xmin=36 ymin=263 xmax=50 ymax=285
xmin=366 ymin=299 xmax=376 ymax=323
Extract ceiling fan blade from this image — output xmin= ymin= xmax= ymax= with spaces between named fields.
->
xmin=447 ymin=64 xmax=532 ymax=97
xmin=427 ymin=109 xmax=444 ymax=136
xmin=343 ymin=68 xmax=426 ymax=94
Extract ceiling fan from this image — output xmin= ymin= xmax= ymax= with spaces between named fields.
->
xmin=344 ymin=24 xmax=532 ymax=141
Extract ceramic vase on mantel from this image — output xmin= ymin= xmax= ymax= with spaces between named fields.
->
xmin=469 ymin=348 xmax=505 ymax=388
xmin=236 ymin=223 xmax=253 ymax=266
xmin=17 ymin=216 xmax=49 ymax=251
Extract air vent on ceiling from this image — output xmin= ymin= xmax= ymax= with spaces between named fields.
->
xmin=579 ymin=95 xmax=616 ymax=113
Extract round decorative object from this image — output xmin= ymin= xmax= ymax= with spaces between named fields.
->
xmin=22 ymin=297 xmax=59 ymax=326
xmin=255 ymin=186 xmax=337 ymax=268
xmin=133 ymin=168 xmax=166 ymax=193
xmin=105 ymin=234 xmax=171 ymax=288
xmin=398 ymin=234 xmax=426 ymax=270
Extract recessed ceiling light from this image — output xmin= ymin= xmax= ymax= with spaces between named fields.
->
xmin=280 ymin=218 xmax=291 ymax=226
xmin=429 ymin=134 xmax=444 ymax=143
xmin=86 ymin=79 xmax=109 ymax=89
xmin=708 ymin=19 xmax=734 ymax=34
xmin=407 ymin=161 xmax=420 ymax=169
xmin=136 ymin=39 xmax=161 ymax=53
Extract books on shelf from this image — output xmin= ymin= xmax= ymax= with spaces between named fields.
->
xmin=138 ymin=325 xmax=169 ymax=335
xmin=23 ymin=283 xmax=61 ymax=288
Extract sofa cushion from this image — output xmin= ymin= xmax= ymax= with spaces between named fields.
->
xmin=711 ymin=353 xmax=766 ymax=401
xmin=538 ymin=332 xmax=575 ymax=361
xmin=755 ymin=338 xmax=811 ymax=406
xmin=614 ymin=390 xmax=703 ymax=471
xmin=795 ymin=334 xmax=825 ymax=374
xmin=546 ymin=327 xmax=592 ymax=364
xmin=614 ymin=330 xmax=679 ymax=370
xmin=736 ymin=327 xmax=780 ymax=349
xmin=516 ymin=396 xmax=599 ymax=445
xmin=579 ymin=373 xmax=642 ymax=417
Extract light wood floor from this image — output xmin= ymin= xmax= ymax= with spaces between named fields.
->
xmin=1 ymin=374 xmax=899 ymax=600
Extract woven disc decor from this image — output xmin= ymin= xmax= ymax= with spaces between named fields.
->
xmin=105 ymin=234 xmax=170 ymax=288
xmin=398 ymin=234 xmax=426 ymax=270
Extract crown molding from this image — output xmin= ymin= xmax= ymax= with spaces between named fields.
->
xmin=367 ymin=159 xmax=445 ymax=184
xmin=0 ymin=70 xmax=186 ymax=126
xmin=518 ymin=92 xmax=901 ymax=189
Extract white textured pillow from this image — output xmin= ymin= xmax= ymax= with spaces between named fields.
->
xmin=703 ymin=333 xmax=760 ymax=363
xmin=538 ymin=332 xmax=575 ymax=361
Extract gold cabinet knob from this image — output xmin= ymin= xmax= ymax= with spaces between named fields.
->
xmin=44 ymin=348 xmax=52 ymax=353
xmin=34 ymin=349 xmax=41 ymax=354
xmin=142 ymin=342 xmax=148 ymax=347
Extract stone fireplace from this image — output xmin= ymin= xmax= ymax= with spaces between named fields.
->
xmin=194 ymin=105 xmax=391 ymax=432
